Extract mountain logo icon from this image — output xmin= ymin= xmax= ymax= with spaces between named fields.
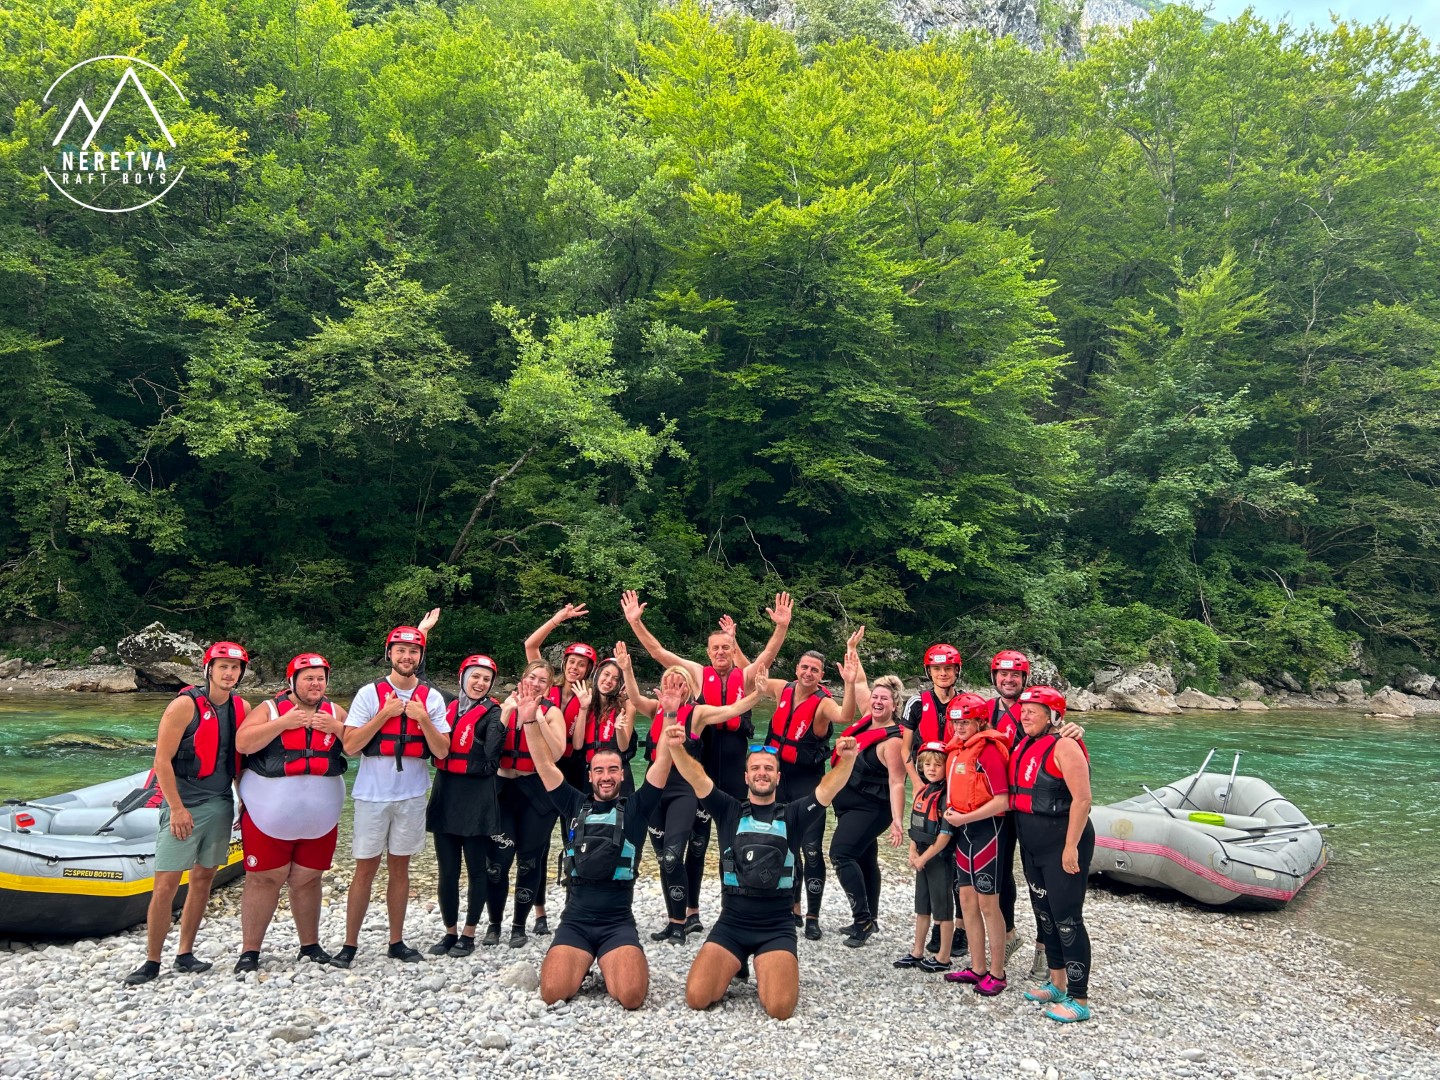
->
xmin=42 ymin=55 xmax=186 ymax=213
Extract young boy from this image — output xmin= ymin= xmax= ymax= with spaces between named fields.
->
xmin=894 ymin=743 xmax=956 ymax=972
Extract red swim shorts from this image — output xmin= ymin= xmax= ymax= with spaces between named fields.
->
xmin=240 ymin=809 xmax=339 ymax=873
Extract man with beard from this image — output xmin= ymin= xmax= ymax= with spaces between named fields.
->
xmin=667 ymin=728 xmax=861 ymax=1020
xmin=336 ymin=626 xmax=451 ymax=967
xmin=124 ymin=642 xmax=251 ymax=985
xmin=232 ymin=653 xmax=349 ymax=972
xmin=521 ymin=673 xmax=678 ymax=1009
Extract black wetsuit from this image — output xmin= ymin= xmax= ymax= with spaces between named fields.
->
xmin=1011 ymin=731 xmax=1094 ymax=999
xmin=700 ymin=787 xmax=825 ymax=961
xmin=828 ymin=724 xmax=901 ymax=925
xmin=547 ymin=781 xmax=662 ymax=958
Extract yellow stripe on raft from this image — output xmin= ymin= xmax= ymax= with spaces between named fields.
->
xmin=0 ymin=849 xmax=244 ymax=898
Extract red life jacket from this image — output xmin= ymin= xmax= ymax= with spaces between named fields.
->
xmin=700 ymin=666 xmax=749 ymax=732
xmin=1009 ymin=732 xmax=1089 ymax=816
xmin=246 ymin=698 xmax=347 ymax=778
xmin=909 ymin=780 xmax=947 ymax=845
xmin=499 ymin=704 xmax=536 ymax=773
xmin=944 ymin=728 xmax=1010 ymax=814
xmin=545 ymin=685 xmax=583 ymax=759
xmin=171 ymin=686 xmax=245 ymax=782
xmin=988 ymin=696 xmax=1022 ymax=746
xmin=830 ymin=714 xmax=897 ymax=766
xmin=914 ymin=688 xmax=957 ymax=746
xmin=361 ymin=680 xmax=434 ymax=762
xmin=764 ymin=682 xmax=832 ymax=768
xmin=645 ymin=703 xmax=702 ymax=763
xmin=435 ymin=697 xmax=502 ymax=775
xmin=581 ymin=704 xmax=632 ymax=763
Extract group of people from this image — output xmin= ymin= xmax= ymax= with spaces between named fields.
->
xmin=122 ymin=594 xmax=1096 ymax=1024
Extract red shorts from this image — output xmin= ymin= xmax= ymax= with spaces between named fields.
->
xmin=240 ymin=809 xmax=338 ymax=873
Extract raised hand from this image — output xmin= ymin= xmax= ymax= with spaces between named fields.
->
xmin=717 ymin=614 xmax=737 ymax=638
xmin=554 ymin=602 xmax=589 ymax=624
xmin=846 ymin=624 xmax=866 ymax=650
xmin=515 ymin=678 xmax=541 ymax=724
xmin=657 ymin=671 xmax=690 ymax=716
xmin=833 ymin=735 xmax=859 ymax=761
xmin=613 ymin=640 xmax=632 ymax=669
xmin=572 ymin=680 xmax=593 ymax=711
xmin=417 ymin=607 xmax=441 ymax=636
xmin=620 ymin=590 xmax=646 ymax=623
xmin=766 ymin=592 xmax=793 ymax=628
xmin=837 ymin=649 xmax=859 ymax=685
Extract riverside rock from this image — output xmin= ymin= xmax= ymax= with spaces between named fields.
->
xmin=1066 ymin=688 xmax=1110 ymax=712
xmin=0 ymin=658 xmax=22 ymax=679
xmin=1333 ymin=679 xmax=1367 ymax=704
xmin=1174 ymin=688 xmax=1235 ymax=711
xmin=1366 ymin=687 xmax=1416 ymax=718
xmin=1105 ymin=672 xmax=1180 ymax=715
xmin=1398 ymin=668 xmax=1436 ymax=697
xmin=115 ymin=622 xmax=204 ymax=689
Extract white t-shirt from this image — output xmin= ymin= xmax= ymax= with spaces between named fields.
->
xmin=345 ymin=678 xmax=450 ymax=802
xmin=238 ymin=698 xmax=347 ymax=839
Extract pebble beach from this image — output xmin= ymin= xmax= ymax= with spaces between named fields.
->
xmin=1 ymin=843 xmax=1435 ymax=1080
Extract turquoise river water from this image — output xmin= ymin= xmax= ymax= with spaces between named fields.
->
xmin=1 ymin=693 xmax=1436 ymax=1013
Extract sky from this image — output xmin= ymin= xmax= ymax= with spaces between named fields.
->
xmin=1198 ymin=1 xmax=1439 ymax=44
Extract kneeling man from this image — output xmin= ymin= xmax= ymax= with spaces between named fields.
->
xmin=520 ymin=673 xmax=677 ymax=1009
xmin=666 ymin=725 xmax=859 ymax=1020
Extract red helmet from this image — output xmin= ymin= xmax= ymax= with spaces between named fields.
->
xmin=386 ymin=626 xmax=427 ymax=649
xmin=917 ymin=741 xmax=949 ymax=757
xmin=287 ymin=653 xmax=330 ymax=683
xmin=945 ymin=692 xmax=990 ymax=725
xmin=922 ymin=643 xmax=962 ymax=669
xmin=202 ymin=641 xmax=249 ymax=680
xmin=562 ymin=642 xmax=598 ymax=672
xmin=459 ymin=654 xmax=498 ymax=683
xmin=990 ymin=650 xmax=1031 ymax=676
xmin=1019 ymin=685 xmax=1067 ymax=722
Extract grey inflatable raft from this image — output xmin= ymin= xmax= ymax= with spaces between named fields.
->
xmin=1090 ymin=757 xmax=1330 ymax=909
xmin=0 ymin=771 xmax=242 ymax=937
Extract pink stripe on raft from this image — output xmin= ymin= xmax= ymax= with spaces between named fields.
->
xmin=1094 ymin=834 xmax=1327 ymax=902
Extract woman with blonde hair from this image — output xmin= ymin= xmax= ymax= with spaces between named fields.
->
xmin=618 ymin=650 xmax=765 ymax=944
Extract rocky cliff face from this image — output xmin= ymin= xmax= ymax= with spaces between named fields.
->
xmin=702 ymin=0 xmax=1148 ymax=53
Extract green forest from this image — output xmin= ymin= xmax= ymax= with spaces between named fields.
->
xmin=2 ymin=0 xmax=1437 ymax=688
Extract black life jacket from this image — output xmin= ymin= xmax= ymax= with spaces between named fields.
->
xmin=721 ymin=802 xmax=796 ymax=897
xmin=844 ymin=722 xmax=900 ymax=800
xmin=563 ymin=800 xmax=636 ymax=887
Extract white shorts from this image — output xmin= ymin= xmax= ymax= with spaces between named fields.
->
xmin=352 ymin=796 xmax=428 ymax=859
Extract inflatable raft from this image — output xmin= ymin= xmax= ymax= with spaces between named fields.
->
xmin=1090 ymin=755 xmax=1329 ymax=909
xmin=0 ymin=771 xmax=242 ymax=937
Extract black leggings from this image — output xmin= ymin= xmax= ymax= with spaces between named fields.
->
xmin=648 ymin=788 xmax=699 ymax=922
xmin=686 ymin=802 xmax=712 ymax=912
xmin=829 ymin=791 xmax=890 ymax=923
xmin=434 ymin=832 xmax=487 ymax=929
xmin=780 ymin=768 xmax=826 ymax=917
xmin=998 ymin=812 xmax=1019 ymax=934
xmin=1017 ymin=815 xmax=1095 ymax=999
xmin=485 ymin=776 xmax=558 ymax=928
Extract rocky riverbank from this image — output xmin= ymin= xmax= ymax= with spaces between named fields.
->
xmin=0 ymin=856 xmax=1435 ymax=1079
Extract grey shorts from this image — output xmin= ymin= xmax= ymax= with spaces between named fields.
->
xmin=353 ymin=796 xmax=428 ymax=859
xmin=914 ymin=853 xmax=955 ymax=921
xmin=154 ymin=796 xmax=236 ymax=873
